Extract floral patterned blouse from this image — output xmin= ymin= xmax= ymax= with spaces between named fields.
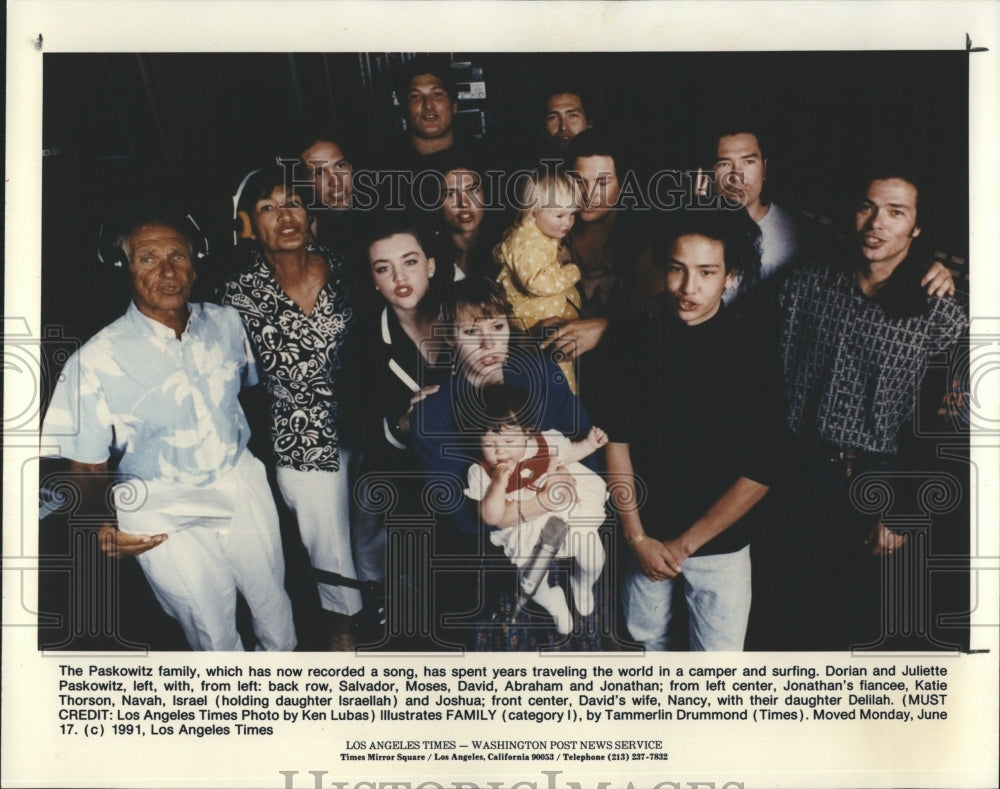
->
xmin=222 ymin=245 xmax=355 ymax=472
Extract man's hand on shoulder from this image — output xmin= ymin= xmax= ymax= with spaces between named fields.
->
xmin=921 ymin=261 xmax=956 ymax=298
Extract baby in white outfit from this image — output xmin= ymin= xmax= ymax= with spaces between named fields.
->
xmin=464 ymin=387 xmax=608 ymax=634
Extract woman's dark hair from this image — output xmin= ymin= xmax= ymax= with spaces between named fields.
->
xmin=361 ymin=211 xmax=454 ymax=314
xmin=360 ymin=211 xmax=435 ymax=259
xmin=439 ymin=161 xmax=489 ymax=204
xmin=235 ymin=165 xmax=306 ymax=219
xmin=434 ymin=161 xmax=509 ymax=279
xmin=479 ymin=384 xmax=537 ymax=434
xmin=441 ymin=276 xmax=514 ymax=324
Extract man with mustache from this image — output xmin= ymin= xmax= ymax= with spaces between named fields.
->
xmin=776 ymin=170 xmax=968 ymax=649
xmin=540 ymin=84 xmax=594 ymax=159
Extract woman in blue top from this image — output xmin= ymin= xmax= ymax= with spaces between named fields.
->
xmin=411 ymin=277 xmax=618 ymax=650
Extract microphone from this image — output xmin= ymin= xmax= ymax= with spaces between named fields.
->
xmin=510 ymin=516 xmax=569 ymax=624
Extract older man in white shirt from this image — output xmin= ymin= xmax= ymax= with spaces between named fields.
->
xmin=42 ymin=213 xmax=296 ymax=651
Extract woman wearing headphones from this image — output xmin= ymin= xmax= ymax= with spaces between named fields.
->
xmin=222 ymin=166 xmax=361 ymax=649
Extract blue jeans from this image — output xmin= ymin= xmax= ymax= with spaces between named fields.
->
xmin=622 ymin=545 xmax=751 ymax=651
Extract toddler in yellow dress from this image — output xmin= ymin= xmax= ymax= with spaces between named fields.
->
xmin=493 ymin=172 xmax=582 ymax=391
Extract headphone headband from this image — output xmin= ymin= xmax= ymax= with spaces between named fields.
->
xmin=97 ymin=210 xmax=210 ymax=271
xmin=232 ymin=167 xmax=264 ymax=246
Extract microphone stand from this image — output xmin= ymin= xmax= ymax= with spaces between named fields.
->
xmin=509 ymin=516 xmax=569 ymax=624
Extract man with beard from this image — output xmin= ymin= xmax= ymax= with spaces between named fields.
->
xmin=538 ymin=84 xmax=594 ymax=161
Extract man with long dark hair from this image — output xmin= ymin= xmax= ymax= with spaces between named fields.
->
xmin=777 ymin=170 xmax=968 ymax=649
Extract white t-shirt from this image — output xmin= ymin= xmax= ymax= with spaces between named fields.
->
xmin=723 ymin=202 xmax=802 ymax=304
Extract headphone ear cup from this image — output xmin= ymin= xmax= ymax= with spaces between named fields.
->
xmin=235 ymin=210 xmax=254 ymax=240
xmin=181 ymin=213 xmax=210 ymax=263
xmin=109 ymin=248 xmax=129 ymax=271
xmin=232 ymin=167 xmax=264 ymax=245
xmin=97 ymin=212 xmax=209 ymax=273
xmin=96 ymin=223 xmax=130 ymax=272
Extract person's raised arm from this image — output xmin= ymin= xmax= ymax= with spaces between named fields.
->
xmin=563 ymin=426 xmax=608 ymax=465
xmin=516 ymin=256 xmax=582 ymax=297
xmin=478 ymin=461 xmax=516 ymax=526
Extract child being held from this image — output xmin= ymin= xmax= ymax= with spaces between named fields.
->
xmin=464 ymin=385 xmax=608 ymax=634
xmin=493 ymin=171 xmax=582 ymax=391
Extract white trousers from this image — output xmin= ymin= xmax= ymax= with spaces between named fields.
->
xmin=276 ymin=463 xmax=363 ymax=615
xmin=115 ymin=452 xmax=296 ymax=651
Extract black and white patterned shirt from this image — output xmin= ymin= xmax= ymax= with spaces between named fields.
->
xmin=222 ymin=245 xmax=354 ymax=472
xmin=779 ymin=262 xmax=967 ymax=454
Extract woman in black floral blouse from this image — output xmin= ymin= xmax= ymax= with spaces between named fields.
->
xmin=222 ymin=166 xmax=362 ymax=644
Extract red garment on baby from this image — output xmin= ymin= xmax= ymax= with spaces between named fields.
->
xmin=480 ymin=434 xmax=553 ymax=494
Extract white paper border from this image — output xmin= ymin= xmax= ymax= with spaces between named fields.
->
xmin=5 ymin=2 xmax=999 ymax=788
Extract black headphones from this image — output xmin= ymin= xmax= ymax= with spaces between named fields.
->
xmin=231 ymin=160 xmax=319 ymax=246
xmin=97 ymin=211 xmax=210 ymax=271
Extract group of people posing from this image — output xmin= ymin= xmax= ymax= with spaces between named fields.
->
xmin=42 ymin=57 xmax=968 ymax=653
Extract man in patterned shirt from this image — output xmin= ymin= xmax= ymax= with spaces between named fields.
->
xmin=42 ymin=213 xmax=296 ymax=651
xmin=777 ymin=171 xmax=968 ymax=649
